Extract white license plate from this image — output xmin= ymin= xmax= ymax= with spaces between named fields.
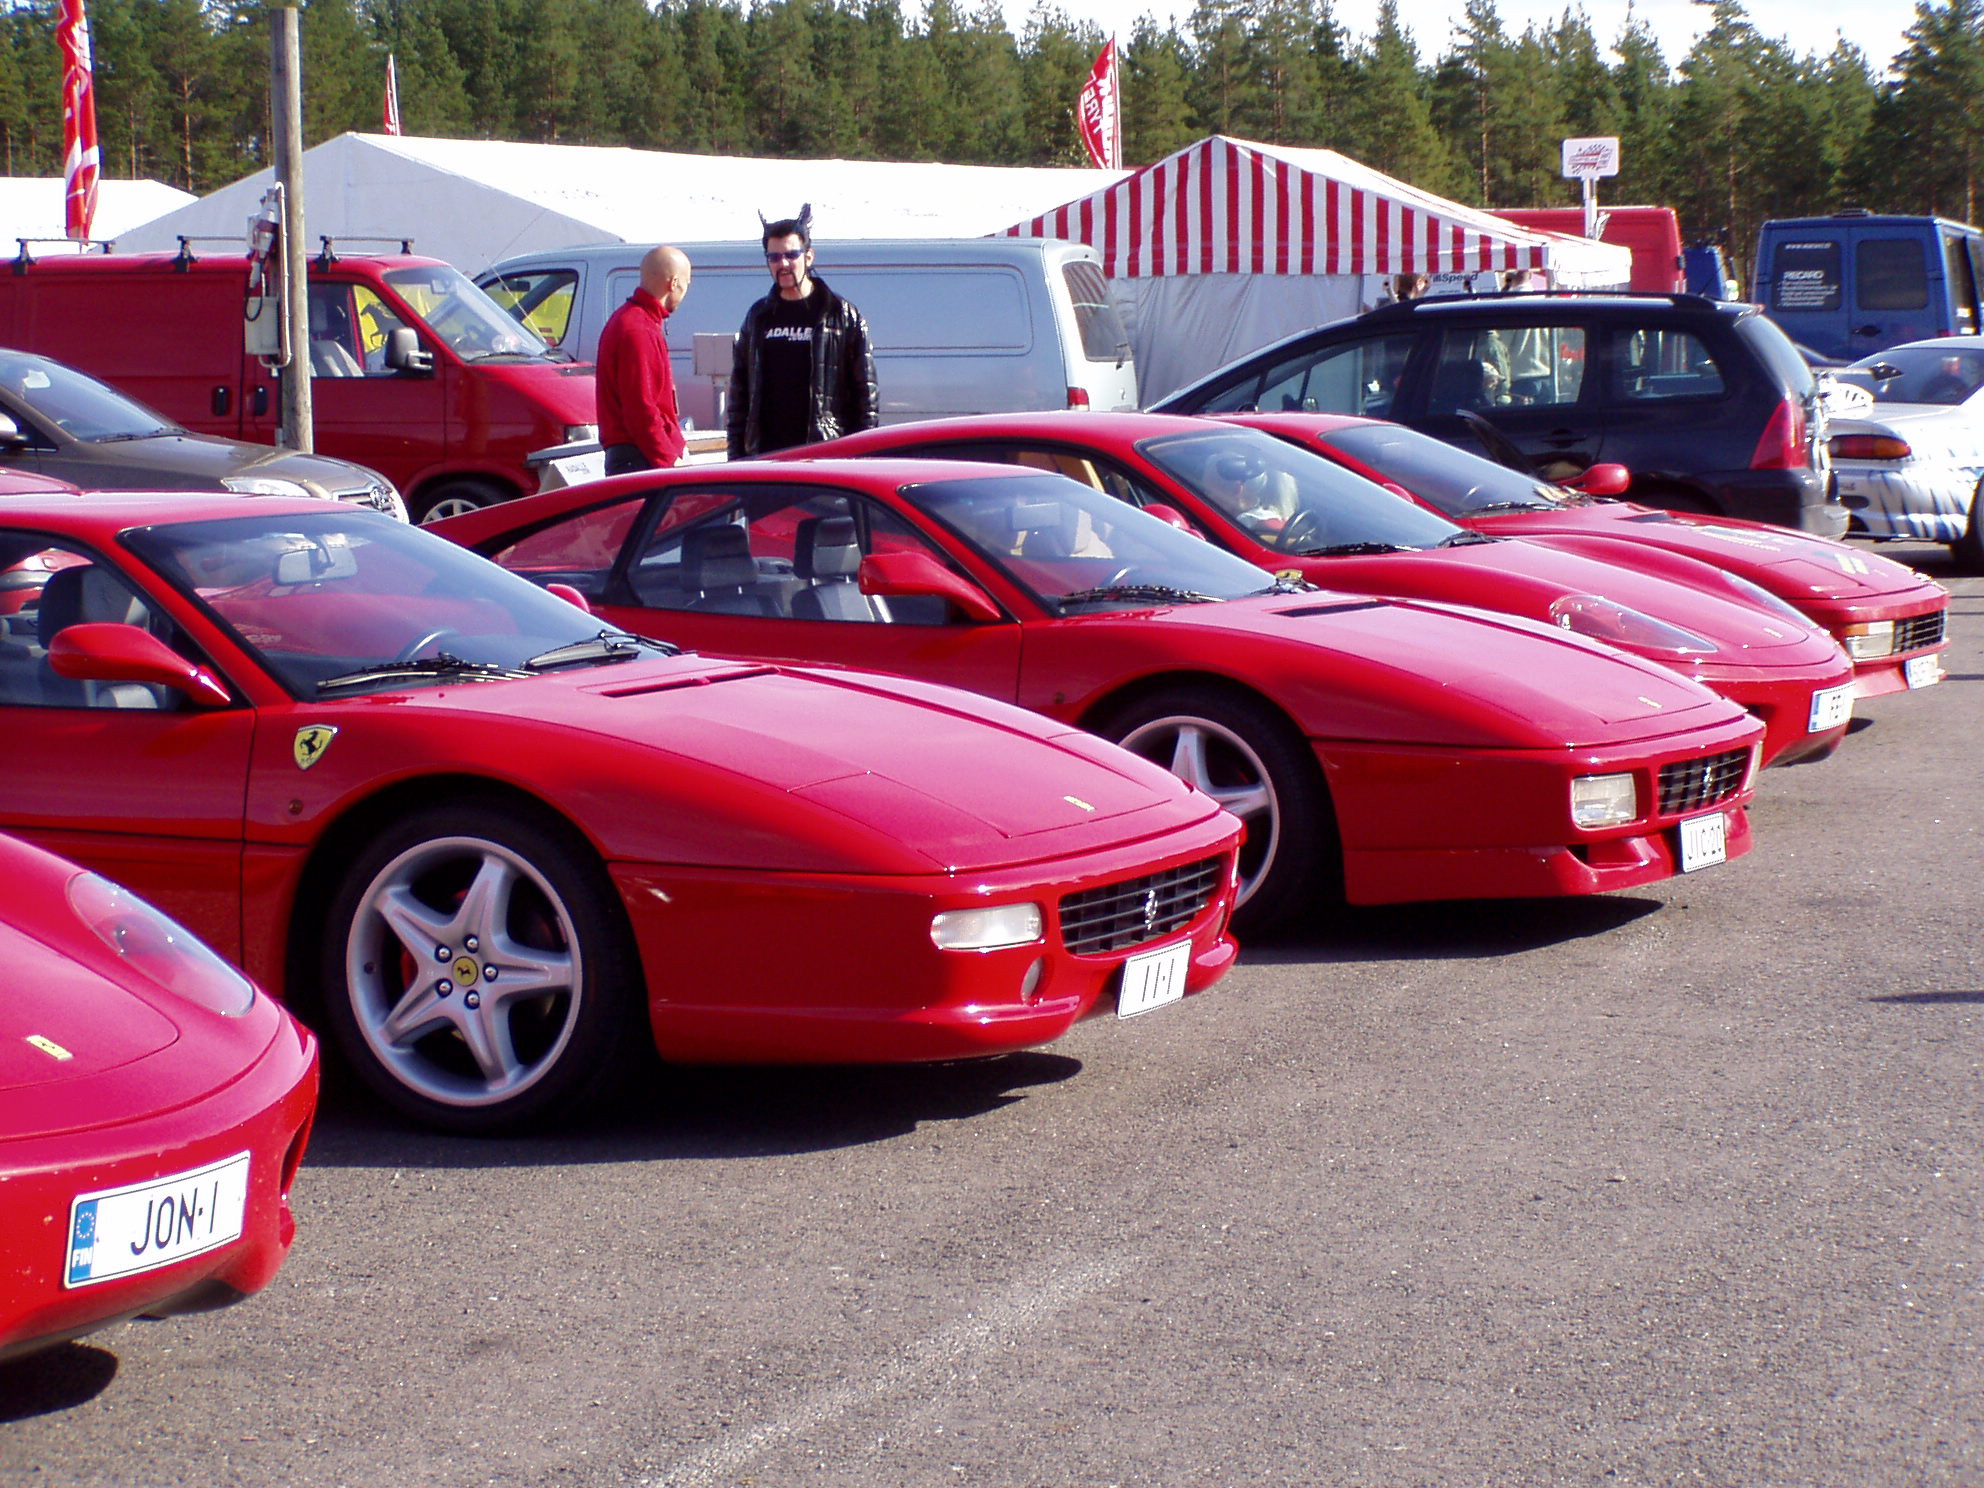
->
xmin=1678 ymin=812 xmax=1728 ymax=873
xmin=1118 ymin=939 xmax=1190 ymax=1018
xmin=66 ymin=1152 xmax=250 ymax=1289
xmin=1905 ymin=655 xmax=1942 ymax=689
xmin=1808 ymin=684 xmax=1854 ymax=733
xmin=549 ymin=450 xmax=606 ymax=488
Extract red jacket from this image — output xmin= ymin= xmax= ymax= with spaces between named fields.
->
xmin=595 ymin=288 xmax=685 ymax=466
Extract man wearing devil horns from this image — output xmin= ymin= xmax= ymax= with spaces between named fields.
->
xmin=727 ymin=206 xmax=877 ymax=459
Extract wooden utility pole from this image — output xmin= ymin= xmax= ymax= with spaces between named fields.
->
xmin=271 ymin=6 xmax=312 ymax=451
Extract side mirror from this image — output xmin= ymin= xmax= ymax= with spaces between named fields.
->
xmin=544 ymin=582 xmax=592 ymax=613
xmin=0 ymin=412 xmax=27 ymax=448
xmin=386 ymin=326 xmax=434 ymax=375
xmin=1563 ymin=462 xmax=1630 ymax=497
xmin=858 ymin=551 xmax=1001 ymax=622
xmin=48 ymin=622 xmax=233 ymax=708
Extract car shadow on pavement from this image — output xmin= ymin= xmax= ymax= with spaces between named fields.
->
xmin=0 ymin=1342 xmax=118 ymax=1419
xmin=1869 ymin=989 xmax=1984 ymax=1004
xmin=301 ymin=1050 xmax=1085 ymax=1170
xmin=1240 ymin=893 xmax=1665 ymax=966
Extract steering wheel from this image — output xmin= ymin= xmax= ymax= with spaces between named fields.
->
xmin=394 ymin=627 xmax=461 ymax=663
xmin=1276 ymin=509 xmax=1323 ymax=552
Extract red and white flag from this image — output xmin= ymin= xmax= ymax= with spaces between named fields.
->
xmin=1077 ymin=37 xmax=1120 ymax=171
xmin=57 ymin=0 xmax=99 ymax=240
xmin=383 ymin=53 xmax=402 ymax=136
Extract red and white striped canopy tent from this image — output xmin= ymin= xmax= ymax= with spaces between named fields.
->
xmin=1001 ymin=136 xmax=1628 ymax=401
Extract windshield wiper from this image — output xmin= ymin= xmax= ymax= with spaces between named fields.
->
xmin=1436 ymin=530 xmax=1497 ymax=547
xmin=316 ymin=653 xmax=528 ymax=693
xmin=1457 ymin=499 xmax=1552 ymax=515
xmin=1296 ymin=541 xmax=1409 ymax=556
xmin=523 ymin=630 xmax=672 ymax=670
xmin=1055 ymin=583 xmax=1221 ymax=609
xmin=90 ymin=429 xmax=178 ymax=442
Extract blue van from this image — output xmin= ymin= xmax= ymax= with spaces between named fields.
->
xmin=1754 ymin=211 xmax=1984 ymax=360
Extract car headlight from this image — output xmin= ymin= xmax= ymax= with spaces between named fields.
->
xmin=220 ymin=475 xmax=313 ymax=499
xmin=1841 ymin=620 xmax=1895 ymax=659
xmin=1697 ymin=568 xmax=1819 ymax=630
xmin=66 ymin=872 xmax=256 ymax=1017
xmin=930 ymin=903 xmax=1044 ymax=951
xmin=563 ymin=424 xmax=599 ymax=444
xmin=1571 ymin=772 xmax=1639 ymax=829
xmin=1550 ymin=595 xmax=1716 ymax=659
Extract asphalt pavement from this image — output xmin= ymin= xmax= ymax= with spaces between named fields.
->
xmin=4 ymin=540 xmax=1979 ymax=1488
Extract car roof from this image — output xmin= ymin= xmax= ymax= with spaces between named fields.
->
xmin=1360 ymin=290 xmax=1746 ymax=324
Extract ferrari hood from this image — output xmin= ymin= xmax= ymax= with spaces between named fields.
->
xmin=0 ymin=921 xmax=178 ymax=1100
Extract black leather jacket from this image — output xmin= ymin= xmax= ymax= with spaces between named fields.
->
xmin=727 ymin=276 xmax=879 ymax=458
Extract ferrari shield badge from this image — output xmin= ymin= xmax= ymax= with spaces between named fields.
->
xmin=293 ymin=725 xmax=339 ymax=770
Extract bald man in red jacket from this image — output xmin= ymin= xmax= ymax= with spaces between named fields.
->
xmin=597 ymin=245 xmax=692 ymax=474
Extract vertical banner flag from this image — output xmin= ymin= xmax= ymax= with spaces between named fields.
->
xmin=57 ymin=0 xmax=99 ymax=241
xmin=1077 ymin=37 xmax=1120 ymax=171
xmin=383 ymin=54 xmax=403 ymax=136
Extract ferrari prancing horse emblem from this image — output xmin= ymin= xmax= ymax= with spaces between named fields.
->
xmin=293 ymin=725 xmax=339 ymax=770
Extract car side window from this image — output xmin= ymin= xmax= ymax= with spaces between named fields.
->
xmin=626 ymin=489 xmax=954 ymax=625
xmin=1230 ymin=334 xmax=1420 ymax=417
xmin=1609 ymin=327 xmax=1725 ymax=402
xmin=488 ymin=497 xmax=645 ymax=601
xmin=0 ymin=537 xmax=181 ymax=710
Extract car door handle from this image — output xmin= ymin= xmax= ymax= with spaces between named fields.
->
xmin=211 ymin=385 xmax=231 ymax=417
xmin=1853 ymin=325 xmax=1880 ymax=336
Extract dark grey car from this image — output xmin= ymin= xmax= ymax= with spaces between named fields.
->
xmin=0 ymin=347 xmax=406 ymax=519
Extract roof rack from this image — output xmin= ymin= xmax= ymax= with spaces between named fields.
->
xmin=315 ymin=235 xmax=415 ymax=267
xmin=1362 ymin=287 xmax=1722 ymax=319
xmin=11 ymin=236 xmax=118 ymax=272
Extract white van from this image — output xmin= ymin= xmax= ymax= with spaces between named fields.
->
xmin=476 ymin=238 xmax=1138 ymax=434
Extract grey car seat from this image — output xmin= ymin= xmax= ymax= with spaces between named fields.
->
xmin=791 ymin=515 xmax=887 ymax=622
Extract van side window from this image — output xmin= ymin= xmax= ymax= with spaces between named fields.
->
xmin=484 ymin=269 xmax=579 ymax=347
xmin=1062 ymin=261 xmax=1130 ymax=362
xmin=1769 ymin=240 xmax=1842 ymax=312
xmin=1858 ymin=239 xmax=1930 ymax=311
xmin=1610 ymin=327 xmax=1724 ymax=402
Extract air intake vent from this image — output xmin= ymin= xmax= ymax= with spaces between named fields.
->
xmin=1060 ymin=856 xmax=1225 ymax=956
xmin=1657 ymin=748 xmax=1751 ymax=816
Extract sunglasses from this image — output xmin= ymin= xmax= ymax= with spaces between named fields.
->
xmin=765 ymin=249 xmax=807 ymax=263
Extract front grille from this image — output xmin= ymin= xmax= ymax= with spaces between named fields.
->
xmin=1060 ymin=856 xmax=1225 ymax=956
xmin=1657 ymin=748 xmax=1751 ymax=816
xmin=1896 ymin=610 xmax=1946 ymax=653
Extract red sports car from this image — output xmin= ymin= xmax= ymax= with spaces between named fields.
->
xmin=0 ymin=492 xmax=1243 ymax=1133
xmin=1223 ymin=411 xmax=1950 ymax=700
xmin=0 ymin=831 xmax=318 ymax=1361
xmin=802 ymin=413 xmax=1860 ymax=767
xmin=441 ymin=458 xmax=1768 ymax=933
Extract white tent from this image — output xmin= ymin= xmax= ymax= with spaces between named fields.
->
xmin=0 ymin=177 xmax=195 ymax=252
xmin=1001 ymin=136 xmax=1632 ymax=402
xmin=118 ymin=133 xmax=1126 ymax=276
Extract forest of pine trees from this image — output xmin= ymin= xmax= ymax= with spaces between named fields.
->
xmin=1 ymin=0 xmax=1981 ymax=273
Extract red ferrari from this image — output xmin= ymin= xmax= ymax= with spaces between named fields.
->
xmin=1223 ymin=411 xmax=1950 ymax=700
xmin=0 ymin=492 xmax=1243 ymax=1133
xmin=0 ymin=831 xmax=317 ymax=1361
xmin=800 ymin=413 xmax=1858 ymax=767
xmin=441 ymin=457 xmax=1768 ymax=934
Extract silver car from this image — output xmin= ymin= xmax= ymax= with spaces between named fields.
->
xmin=1827 ymin=334 xmax=1984 ymax=567
xmin=0 ymin=347 xmax=406 ymax=519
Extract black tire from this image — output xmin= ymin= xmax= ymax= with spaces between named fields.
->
xmin=318 ymin=801 xmax=645 ymax=1134
xmin=1099 ymin=685 xmax=1339 ymax=935
xmin=1952 ymin=479 xmax=1984 ymax=573
xmin=413 ymin=478 xmax=509 ymax=525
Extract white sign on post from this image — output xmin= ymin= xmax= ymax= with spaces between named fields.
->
xmin=1562 ymin=137 xmax=1621 ymax=180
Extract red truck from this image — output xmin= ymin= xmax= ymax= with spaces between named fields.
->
xmin=0 ymin=247 xmax=599 ymax=521
xmin=1490 ymin=205 xmax=1685 ymax=294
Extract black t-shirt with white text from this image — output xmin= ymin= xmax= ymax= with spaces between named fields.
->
xmin=756 ymin=286 xmax=822 ymax=453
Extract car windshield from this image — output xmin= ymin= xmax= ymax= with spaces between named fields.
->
xmin=912 ymin=472 xmax=1280 ymax=612
xmin=1138 ymin=427 xmax=1465 ymax=553
xmin=126 ymin=510 xmax=637 ymax=696
xmin=0 ymin=350 xmax=179 ymax=441
xmin=1315 ymin=423 xmax=1569 ymax=517
xmin=1837 ymin=345 xmax=1984 ymax=405
xmin=383 ymin=265 xmax=554 ymax=362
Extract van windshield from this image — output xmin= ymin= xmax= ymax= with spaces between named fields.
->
xmin=0 ymin=351 xmax=179 ymax=441
xmin=384 ymin=265 xmax=554 ymax=363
